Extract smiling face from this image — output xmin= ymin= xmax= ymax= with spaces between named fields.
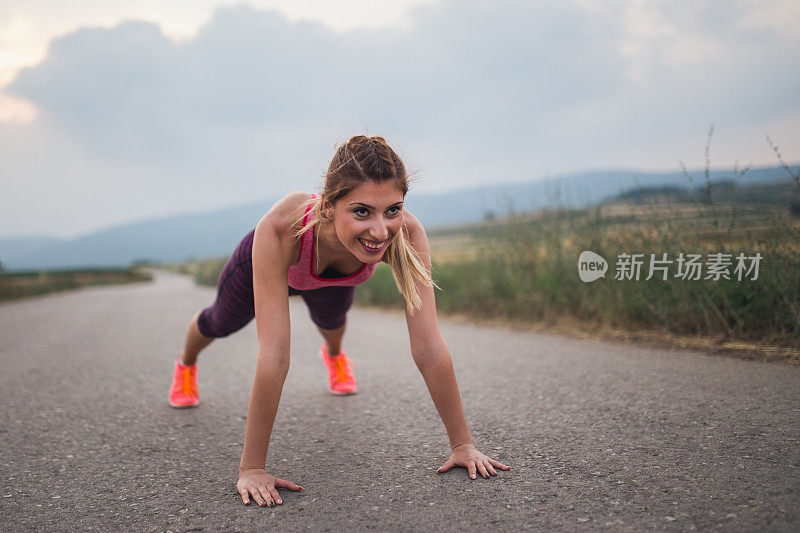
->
xmin=322 ymin=180 xmax=405 ymax=263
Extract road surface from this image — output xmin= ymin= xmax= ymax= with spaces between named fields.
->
xmin=1 ymin=270 xmax=798 ymax=531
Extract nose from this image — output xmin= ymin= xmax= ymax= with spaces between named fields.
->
xmin=368 ymin=217 xmax=389 ymax=241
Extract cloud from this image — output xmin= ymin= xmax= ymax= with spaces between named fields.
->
xmin=0 ymin=92 xmax=37 ymax=122
xmin=2 ymin=0 xmax=799 ymax=237
xmin=3 ymin=2 xmax=626 ymax=174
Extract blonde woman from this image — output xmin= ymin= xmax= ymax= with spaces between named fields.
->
xmin=168 ymin=135 xmax=510 ymax=507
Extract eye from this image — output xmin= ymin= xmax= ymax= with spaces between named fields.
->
xmin=388 ymin=206 xmax=403 ymax=216
xmin=353 ymin=207 xmax=369 ymax=217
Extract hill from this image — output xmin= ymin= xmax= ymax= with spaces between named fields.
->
xmin=1 ymin=164 xmax=796 ymax=271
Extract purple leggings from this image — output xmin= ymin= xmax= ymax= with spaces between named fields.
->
xmin=197 ymin=229 xmax=356 ymax=338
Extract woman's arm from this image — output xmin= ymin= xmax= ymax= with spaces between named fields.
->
xmin=236 ymin=205 xmax=304 ymax=506
xmin=401 ymin=213 xmax=510 ymax=479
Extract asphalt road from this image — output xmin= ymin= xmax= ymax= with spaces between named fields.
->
xmin=1 ymin=270 xmax=798 ymax=532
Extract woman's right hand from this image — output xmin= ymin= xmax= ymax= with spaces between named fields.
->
xmin=236 ymin=468 xmax=304 ymax=507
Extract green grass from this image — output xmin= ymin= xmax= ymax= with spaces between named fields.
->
xmin=160 ymin=258 xmax=229 ymax=288
xmin=355 ymin=199 xmax=798 ymax=349
xmin=0 ymin=267 xmax=153 ymax=302
xmin=356 ymin=132 xmax=800 ymax=352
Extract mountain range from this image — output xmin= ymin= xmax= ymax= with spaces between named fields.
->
xmin=2 ymin=165 xmax=796 ymax=272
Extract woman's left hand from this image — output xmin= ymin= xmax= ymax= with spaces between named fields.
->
xmin=436 ymin=443 xmax=510 ymax=479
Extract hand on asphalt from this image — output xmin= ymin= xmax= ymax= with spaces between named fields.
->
xmin=236 ymin=468 xmax=303 ymax=507
xmin=436 ymin=443 xmax=511 ymax=479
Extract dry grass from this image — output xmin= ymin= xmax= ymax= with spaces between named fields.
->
xmin=0 ymin=267 xmax=152 ymax=302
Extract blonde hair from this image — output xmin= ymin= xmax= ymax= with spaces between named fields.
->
xmin=292 ymin=136 xmax=440 ymax=314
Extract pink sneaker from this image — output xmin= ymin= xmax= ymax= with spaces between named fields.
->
xmin=320 ymin=343 xmax=357 ymax=395
xmin=169 ymin=357 xmax=200 ymax=408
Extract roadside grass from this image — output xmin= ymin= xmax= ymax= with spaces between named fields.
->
xmin=356 ymin=131 xmax=800 ymax=357
xmin=160 ymin=258 xmax=229 ymax=288
xmin=0 ymin=267 xmax=152 ymax=303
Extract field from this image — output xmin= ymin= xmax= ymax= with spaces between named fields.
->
xmin=357 ymin=177 xmax=800 ymax=363
xmin=0 ymin=267 xmax=152 ymax=302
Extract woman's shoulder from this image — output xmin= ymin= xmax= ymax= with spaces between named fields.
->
xmin=401 ymin=209 xmax=425 ymax=242
xmin=257 ymin=191 xmax=313 ymax=236
xmin=252 ymin=191 xmax=313 ymax=268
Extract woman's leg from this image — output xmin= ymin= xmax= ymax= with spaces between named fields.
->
xmin=170 ymin=308 xmax=211 ymax=407
xmin=179 ymin=231 xmax=259 ymax=366
xmin=180 ymin=309 xmax=215 ymax=366
xmin=316 ymin=320 xmax=346 ymax=356
xmin=301 ymin=285 xmax=355 ymax=356
xmin=171 ymin=231 xmax=257 ymax=407
xmin=301 ymin=286 xmax=357 ymax=393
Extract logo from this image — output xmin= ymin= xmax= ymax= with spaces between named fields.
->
xmin=578 ymin=251 xmax=608 ymax=282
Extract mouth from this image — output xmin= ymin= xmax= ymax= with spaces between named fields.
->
xmin=357 ymin=237 xmax=386 ymax=253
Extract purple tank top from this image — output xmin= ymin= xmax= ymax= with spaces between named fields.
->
xmin=287 ymin=194 xmax=378 ymax=290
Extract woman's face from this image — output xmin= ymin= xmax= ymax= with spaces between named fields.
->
xmin=325 ymin=180 xmax=405 ymax=263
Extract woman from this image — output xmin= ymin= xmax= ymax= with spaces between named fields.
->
xmin=168 ymin=135 xmax=510 ymax=508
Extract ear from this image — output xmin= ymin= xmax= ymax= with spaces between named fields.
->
xmin=319 ymin=197 xmax=333 ymax=220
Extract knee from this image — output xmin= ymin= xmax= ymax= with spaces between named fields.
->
xmin=193 ymin=309 xmax=218 ymax=339
xmin=316 ymin=318 xmax=346 ymax=333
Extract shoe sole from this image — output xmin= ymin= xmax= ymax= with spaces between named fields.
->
xmin=169 ymin=399 xmax=200 ymax=408
xmin=328 ymin=388 xmax=357 ymax=395
xmin=320 ymin=349 xmax=357 ymax=395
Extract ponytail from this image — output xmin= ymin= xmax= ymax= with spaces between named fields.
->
xmin=292 ymin=192 xmax=323 ymax=240
xmin=291 ymin=192 xmax=326 ymax=274
xmin=386 ymin=220 xmax=441 ymax=315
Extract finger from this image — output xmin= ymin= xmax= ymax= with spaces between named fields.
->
xmin=249 ymin=487 xmax=266 ymax=507
xmin=437 ymin=458 xmax=454 ymax=474
xmin=477 ymin=461 xmax=489 ymax=479
xmin=239 ymin=488 xmax=251 ymax=505
xmin=275 ymin=478 xmax=304 ymax=491
xmin=485 ymin=459 xmax=498 ymax=476
xmin=268 ymin=487 xmax=282 ymax=505
xmin=257 ymin=486 xmax=273 ymax=507
xmin=488 ymin=458 xmax=510 ymax=470
xmin=468 ymin=462 xmax=477 ymax=480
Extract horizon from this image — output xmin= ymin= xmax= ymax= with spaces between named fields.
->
xmin=1 ymin=161 xmax=796 ymax=241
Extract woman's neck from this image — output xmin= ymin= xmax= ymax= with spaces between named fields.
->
xmin=315 ymin=218 xmax=356 ymax=264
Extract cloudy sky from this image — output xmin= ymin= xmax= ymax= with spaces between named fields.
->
xmin=1 ymin=0 xmax=798 ymax=239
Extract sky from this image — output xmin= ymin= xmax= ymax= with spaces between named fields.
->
xmin=1 ymin=0 xmax=798 ymax=239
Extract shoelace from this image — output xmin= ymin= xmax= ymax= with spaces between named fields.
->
xmin=331 ymin=356 xmax=355 ymax=383
xmin=181 ymin=368 xmax=197 ymax=396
